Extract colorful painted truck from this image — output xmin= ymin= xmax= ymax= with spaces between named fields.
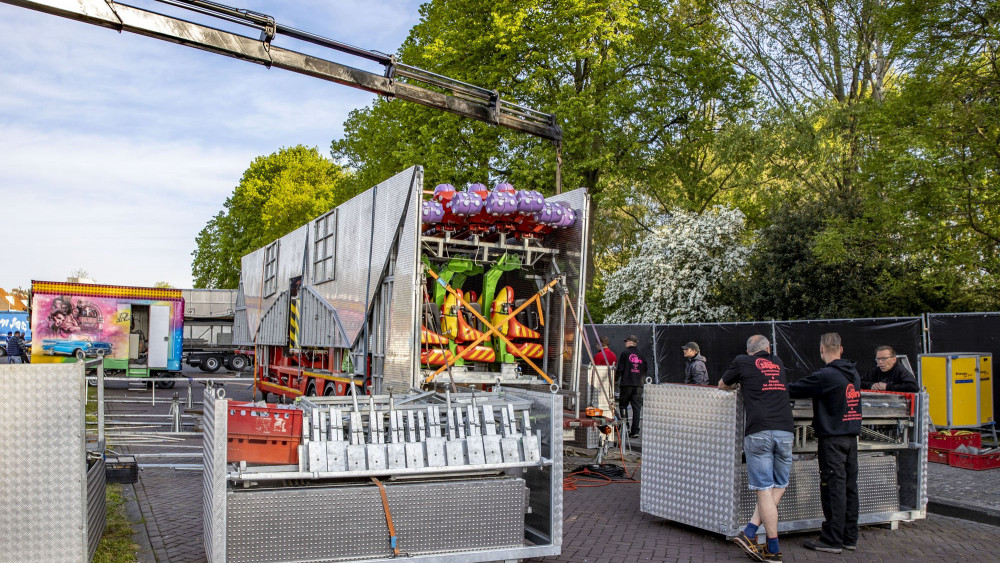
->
xmin=235 ymin=166 xmax=589 ymax=402
xmin=0 ymin=311 xmax=31 ymax=357
xmin=30 ymin=281 xmax=183 ymax=383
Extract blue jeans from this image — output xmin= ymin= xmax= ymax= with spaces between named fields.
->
xmin=744 ymin=429 xmax=793 ymax=491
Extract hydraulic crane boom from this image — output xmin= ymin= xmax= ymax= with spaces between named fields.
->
xmin=3 ymin=0 xmax=563 ymax=143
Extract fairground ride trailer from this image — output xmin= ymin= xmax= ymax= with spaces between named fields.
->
xmin=236 ymin=166 xmax=590 ymax=403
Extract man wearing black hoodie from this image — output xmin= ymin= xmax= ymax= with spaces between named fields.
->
xmin=789 ymin=332 xmax=863 ymax=554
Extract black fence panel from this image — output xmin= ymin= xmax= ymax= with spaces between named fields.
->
xmin=582 ymin=324 xmax=655 ymax=375
xmin=774 ymin=318 xmax=923 ymax=383
xmin=927 ymin=312 xmax=1000 ymax=420
xmin=654 ymin=322 xmax=774 ymax=384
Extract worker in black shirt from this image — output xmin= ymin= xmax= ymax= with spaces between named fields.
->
xmin=861 ymin=345 xmax=918 ymax=392
xmin=616 ymin=334 xmax=649 ymax=438
xmin=720 ymin=334 xmax=794 ymax=562
xmin=789 ymin=332 xmax=862 ymax=554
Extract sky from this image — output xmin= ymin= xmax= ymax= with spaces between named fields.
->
xmin=0 ymin=0 xmax=423 ymax=291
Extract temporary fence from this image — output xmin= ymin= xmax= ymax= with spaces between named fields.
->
xmin=588 ymin=313 xmax=1000 ymax=411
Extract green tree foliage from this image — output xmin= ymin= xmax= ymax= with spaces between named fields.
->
xmin=332 ymin=0 xmax=752 ymax=221
xmin=603 ymin=207 xmax=750 ymax=323
xmin=191 ymin=146 xmax=353 ymax=288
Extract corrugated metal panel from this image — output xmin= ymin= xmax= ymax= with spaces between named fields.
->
xmin=298 ymin=286 xmax=349 ymax=348
xmin=309 ymin=167 xmax=418 ymax=348
xmin=255 ymin=291 xmax=290 ymax=346
xmin=202 ymin=388 xmax=228 ymax=563
xmin=546 ymin=188 xmax=590 ymax=392
xmin=86 ymin=458 xmax=107 ymax=561
xmin=381 ymin=167 xmax=422 ymax=389
xmin=233 ymin=284 xmax=251 ymax=346
xmin=181 ymin=289 xmax=238 ymax=319
xmin=0 ymin=363 xmax=88 ymax=561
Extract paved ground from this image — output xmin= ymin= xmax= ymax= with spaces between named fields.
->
xmin=102 ymin=375 xmax=1000 ymax=562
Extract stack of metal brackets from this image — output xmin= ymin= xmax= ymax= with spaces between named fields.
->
xmin=296 ymin=393 xmax=541 ymax=476
xmin=203 ymin=387 xmax=562 ymax=563
xmin=640 ymin=384 xmax=928 ymax=537
xmin=0 ymin=363 xmax=106 ymax=561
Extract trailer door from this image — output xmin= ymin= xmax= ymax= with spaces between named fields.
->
xmin=148 ymin=305 xmax=170 ymax=368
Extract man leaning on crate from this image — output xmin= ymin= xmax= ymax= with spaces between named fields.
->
xmin=862 ymin=346 xmax=918 ymax=393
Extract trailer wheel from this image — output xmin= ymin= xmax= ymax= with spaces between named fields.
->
xmin=305 ymin=382 xmax=317 ymax=397
xmin=203 ymin=356 xmax=222 ymax=373
xmin=229 ymin=354 xmax=247 ymax=371
xmin=154 ymin=374 xmax=175 ymax=390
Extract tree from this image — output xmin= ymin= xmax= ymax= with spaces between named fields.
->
xmin=153 ymin=281 xmax=175 ymax=288
xmin=68 ymin=268 xmax=93 ymax=281
xmin=191 ymin=146 xmax=353 ymax=288
xmin=602 ymin=206 xmax=750 ymax=323
xmin=331 ymin=0 xmax=753 ymax=237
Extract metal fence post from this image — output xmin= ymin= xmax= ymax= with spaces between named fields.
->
xmin=187 ymin=379 xmax=193 ymax=409
xmin=171 ymin=392 xmax=181 ymax=432
xmin=97 ymin=360 xmax=105 ymax=451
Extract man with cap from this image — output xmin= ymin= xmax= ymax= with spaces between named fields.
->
xmin=682 ymin=342 xmax=709 ymax=385
xmin=616 ymin=335 xmax=649 ymax=438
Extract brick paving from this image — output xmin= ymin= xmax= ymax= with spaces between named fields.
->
xmin=102 ymin=374 xmax=1000 ymax=562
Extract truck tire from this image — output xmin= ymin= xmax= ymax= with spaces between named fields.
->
xmin=228 ymin=354 xmax=248 ymax=371
xmin=305 ymin=382 xmax=317 ymax=397
xmin=323 ymin=381 xmax=337 ymax=396
xmin=203 ymin=356 xmax=222 ymax=373
xmin=154 ymin=372 xmax=176 ymax=389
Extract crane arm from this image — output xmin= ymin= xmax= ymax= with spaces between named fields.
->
xmin=3 ymin=0 xmax=563 ymax=142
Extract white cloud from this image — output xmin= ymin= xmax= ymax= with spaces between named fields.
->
xmin=0 ymin=0 xmax=422 ymax=291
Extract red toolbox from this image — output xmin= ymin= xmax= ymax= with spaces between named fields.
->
xmin=929 ymin=431 xmax=982 ymax=450
xmin=948 ymin=450 xmax=1000 ymax=471
xmin=928 ymin=448 xmax=951 ymax=464
xmin=226 ymin=401 xmax=302 ymax=465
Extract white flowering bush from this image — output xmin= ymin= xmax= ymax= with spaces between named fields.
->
xmin=602 ymin=206 xmax=750 ymax=323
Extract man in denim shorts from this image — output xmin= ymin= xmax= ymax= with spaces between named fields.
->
xmin=719 ymin=335 xmax=794 ymax=561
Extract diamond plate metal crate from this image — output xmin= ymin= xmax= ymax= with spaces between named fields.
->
xmin=639 ymin=384 xmax=928 ymax=537
xmin=203 ymin=386 xmax=562 ymax=562
xmin=0 ymin=363 xmax=105 ymax=561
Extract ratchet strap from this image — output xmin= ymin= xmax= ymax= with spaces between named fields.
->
xmin=371 ymin=477 xmax=401 ymax=556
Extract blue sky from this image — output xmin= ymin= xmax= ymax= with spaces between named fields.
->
xmin=0 ymin=0 xmax=422 ymax=291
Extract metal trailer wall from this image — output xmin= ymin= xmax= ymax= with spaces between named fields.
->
xmin=202 ymin=387 xmax=563 ymax=562
xmin=0 ymin=363 xmax=105 ymax=561
xmin=235 ymin=167 xmax=421 ymax=389
xmin=545 ymin=189 xmax=590 ymax=396
xmin=640 ymin=384 xmax=928 ymax=537
xmin=181 ymin=289 xmax=238 ymax=319
xmin=927 ymin=312 xmax=1000 ymax=426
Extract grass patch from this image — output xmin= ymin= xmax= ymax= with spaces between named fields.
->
xmin=94 ymin=484 xmax=140 ymax=563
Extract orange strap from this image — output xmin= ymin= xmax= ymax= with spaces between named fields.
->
xmin=371 ymin=477 xmax=400 ymax=556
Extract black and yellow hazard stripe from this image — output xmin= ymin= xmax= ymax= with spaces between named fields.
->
xmin=289 ymin=298 xmax=300 ymax=349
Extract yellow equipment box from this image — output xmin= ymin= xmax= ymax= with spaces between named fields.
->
xmin=919 ymin=353 xmax=993 ymax=428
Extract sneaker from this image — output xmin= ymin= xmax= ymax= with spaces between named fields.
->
xmin=732 ymin=531 xmax=764 ymax=562
xmin=843 ymin=544 xmax=857 ymax=551
xmin=803 ymin=539 xmax=842 ymax=554
xmin=759 ymin=547 xmax=782 ymax=561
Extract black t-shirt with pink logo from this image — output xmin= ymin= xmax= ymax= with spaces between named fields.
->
xmin=788 ymin=358 xmax=863 ymax=437
xmin=721 ymin=351 xmax=794 ymax=436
